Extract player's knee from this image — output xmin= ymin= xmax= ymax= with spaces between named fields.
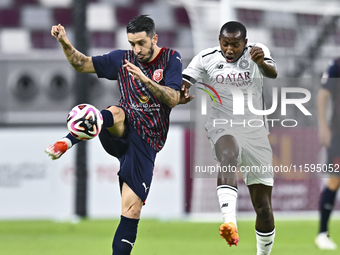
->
xmin=122 ymin=203 xmax=142 ymax=219
xmin=218 ymin=150 xmax=238 ymax=165
xmin=327 ymin=177 xmax=340 ymax=191
xmin=107 ymin=106 xmax=125 ymax=123
xmin=254 ymin=203 xmax=273 ymax=221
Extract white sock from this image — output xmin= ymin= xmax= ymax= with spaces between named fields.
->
xmin=256 ymin=229 xmax=275 ymax=255
xmin=217 ymin=185 xmax=237 ymax=226
xmin=60 ymin=138 xmax=72 ymax=149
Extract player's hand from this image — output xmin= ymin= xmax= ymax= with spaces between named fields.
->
xmin=178 ymin=83 xmax=194 ymax=104
xmin=318 ymin=125 xmax=332 ymax=147
xmin=249 ymin=46 xmax=265 ymax=65
xmin=123 ymin=60 xmax=148 ymax=83
xmin=51 ymin=24 xmax=67 ymax=42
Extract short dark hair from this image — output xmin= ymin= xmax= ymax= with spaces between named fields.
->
xmin=126 ymin=15 xmax=156 ymax=38
xmin=219 ymin=21 xmax=247 ymax=40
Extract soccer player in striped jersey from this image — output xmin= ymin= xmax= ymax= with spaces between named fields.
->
xmin=182 ymin=21 xmax=278 ymax=254
xmin=46 ymin=15 xmax=188 ymax=255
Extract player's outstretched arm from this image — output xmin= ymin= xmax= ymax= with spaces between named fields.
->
xmin=51 ymin=24 xmax=95 ymax=73
xmin=250 ymin=46 xmax=278 ymax=79
xmin=123 ymin=60 xmax=180 ymax=108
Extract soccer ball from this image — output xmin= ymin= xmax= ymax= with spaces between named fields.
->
xmin=67 ymin=104 xmax=103 ymax=140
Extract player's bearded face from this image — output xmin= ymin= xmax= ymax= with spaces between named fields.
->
xmin=219 ymin=31 xmax=247 ymax=63
xmin=138 ymin=42 xmax=154 ymax=63
xmin=128 ymin=32 xmax=155 ymax=63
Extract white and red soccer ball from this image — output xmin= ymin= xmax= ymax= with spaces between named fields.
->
xmin=67 ymin=104 xmax=103 ymax=140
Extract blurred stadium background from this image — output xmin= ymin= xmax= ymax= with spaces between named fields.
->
xmin=1 ymin=0 xmax=340 ymax=253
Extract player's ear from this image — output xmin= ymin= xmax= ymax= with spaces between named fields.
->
xmin=152 ymin=34 xmax=158 ymax=45
xmin=244 ymin=38 xmax=248 ymax=47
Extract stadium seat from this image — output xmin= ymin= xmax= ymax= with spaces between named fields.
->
xmin=156 ymin=31 xmax=177 ymax=48
xmin=39 ymin=0 xmax=72 ymax=8
xmin=31 ymin=31 xmax=57 ymax=49
xmin=21 ymin=6 xmax=53 ymax=30
xmin=272 ymin=28 xmax=296 ymax=47
xmin=174 ymin=7 xmax=190 ymax=26
xmin=87 ymin=3 xmax=116 ymax=31
xmin=131 ymin=0 xmax=154 ymax=5
xmin=91 ymin=31 xmax=116 ymax=48
xmin=141 ymin=2 xmax=175 ymax=30
xmin=115 ymin=6 xmax=139 ymax=26
xmin=0 ymin=9 xmax=20 ymax=27
xmin=53 ymin=8 xmax=73 ymax=27
xmin=296 ymin=13 xmax=322 ymax=26
xmin=0 ymin=28 xmax=31 ymax=52
xmin=0 ymin=0 xmax=11 ymax=8
xmin=13 ymin=0 xmax=38 ymax=6
xmin=237 ymin=8 xmax=263 ymax=26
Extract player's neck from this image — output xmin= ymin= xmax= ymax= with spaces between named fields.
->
xmin=149 ymin=46 xmax=161 ymax=62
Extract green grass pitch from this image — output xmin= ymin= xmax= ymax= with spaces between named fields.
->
xmin=0 ymin=218 xmax=339 ymax=254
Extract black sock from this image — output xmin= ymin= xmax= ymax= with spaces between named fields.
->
xmin=319 ymin=187 xmax=337 ymax=233
xmin=101 ymin=109 xmax=114 ymax=129
xmin=66 ymin=133 xmax=80 ymax=146
xmin=112 ymin=216 xmax=139 ymax=255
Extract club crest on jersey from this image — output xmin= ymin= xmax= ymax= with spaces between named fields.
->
xmin=239 ymin=59 xmax=249 ymax=69
xmin=153 ymin=69 xmax=163 ymax=83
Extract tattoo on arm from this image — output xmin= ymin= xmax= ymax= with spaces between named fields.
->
xmin=146 ymin=81 xmax=179 ymax=107
xmin=63 ymin=46 xmax=87 ymax=68
xmin=67 ymin=49 xmax=86 ymax=68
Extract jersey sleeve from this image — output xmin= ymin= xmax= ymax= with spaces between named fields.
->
xmin=182 ymin=52 xmax=205 ymax=85
xmin=92 ymin=50 xmax=125 ymax=80
xmin=254 ymin=43 xmax=274 ymax=62
xmin=321 ymin=60 xmax=339 ymax=92
xmin=163 ymin=51 xmax=183 ymax=90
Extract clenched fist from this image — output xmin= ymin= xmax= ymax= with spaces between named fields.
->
xmin=51 ymin=24 xmax=67 ymax=43
xmin=249 ymin=46 xmax=264 ymax=65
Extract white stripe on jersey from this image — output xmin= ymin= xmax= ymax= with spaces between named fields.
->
xmin=183 ymin=43 xmax=273 ymax=138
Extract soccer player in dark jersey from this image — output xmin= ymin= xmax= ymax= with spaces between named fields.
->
xmin=45 ymin=15 xmax=187 ymax=255
xmin=315 ymin=58 xmax=340 ymax=250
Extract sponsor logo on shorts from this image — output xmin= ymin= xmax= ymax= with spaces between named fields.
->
xmin=142 ymin=182 xmax=149 ymax=193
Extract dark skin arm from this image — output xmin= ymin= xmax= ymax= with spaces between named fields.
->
xmin=250 ymin=46 xmax=278 ymax=79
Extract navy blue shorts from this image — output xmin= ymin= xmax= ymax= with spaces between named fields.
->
xmin=99 ymin=120 xmax=157 ymax=202
xmin=326 ymin=134 xmax=340 ymax=175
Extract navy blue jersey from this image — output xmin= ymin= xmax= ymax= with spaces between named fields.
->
xmin=92 ymin=47 xmax=182 ymax=151
xmin=322 ymin=58 xmax=340 ymax=134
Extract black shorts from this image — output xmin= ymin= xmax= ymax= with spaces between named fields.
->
xmin=98 ymin=120 xmax=157 ymax=202
xmin=326 ymin=134 xmax=340 ymax=176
